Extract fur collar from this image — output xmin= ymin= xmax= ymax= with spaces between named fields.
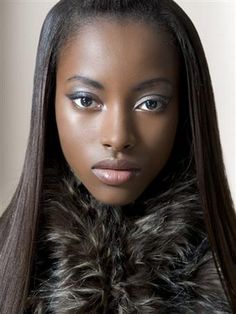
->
xmin=25 ymin=167 xmax=231 ymax=313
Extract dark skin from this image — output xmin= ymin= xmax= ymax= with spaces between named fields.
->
xmin=55 ymin=18 xmax=179 ymax=206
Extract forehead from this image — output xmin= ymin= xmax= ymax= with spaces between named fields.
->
xmin=57 ymin=18 xmax=179 ymax=85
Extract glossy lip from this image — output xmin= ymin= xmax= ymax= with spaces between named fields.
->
xmin=91 ymin=159 xmax=141 ymax=185
xmin=92 ymin=168 xmax=140 ymax=185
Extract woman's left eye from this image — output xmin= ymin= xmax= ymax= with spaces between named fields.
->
xmin=135 ymin=96 xmax=170 ymax=112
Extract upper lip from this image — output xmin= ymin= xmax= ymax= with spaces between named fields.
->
xmin=92 ymin=159 xmax=141 ymax=171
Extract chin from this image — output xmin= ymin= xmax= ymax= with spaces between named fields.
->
xmin=81 ymin=181 xmax=146 ymax=207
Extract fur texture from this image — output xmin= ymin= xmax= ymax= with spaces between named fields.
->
xmin=25 ymin=167 xmax=231 ymax=313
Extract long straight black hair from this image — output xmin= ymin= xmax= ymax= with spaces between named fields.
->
xmin=0 ymin=0 xmax=235 ymax=313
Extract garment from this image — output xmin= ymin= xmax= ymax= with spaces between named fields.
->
xmin=25 ymin=167 xmax=232 ymax=313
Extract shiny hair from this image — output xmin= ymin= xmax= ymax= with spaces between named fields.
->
xmin=0 ymin=0 xmax=235 ymax=313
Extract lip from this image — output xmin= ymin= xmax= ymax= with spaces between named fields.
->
xmin=92 ymin=169 xmax=140 ymax=185
xmin=91 ymin=159 xmax=141 ymax=185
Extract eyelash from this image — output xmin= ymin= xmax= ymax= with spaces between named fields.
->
xmin=67 ymin=92 xmax=170 ymax=113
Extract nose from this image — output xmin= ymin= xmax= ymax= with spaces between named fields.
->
xmin=100 ymin=105 xmax=137 ymax=153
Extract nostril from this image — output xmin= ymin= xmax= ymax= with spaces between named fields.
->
xmin=124 ymin=143 xmax=132 ymax=149
xmin=101 ymin=133 xmax=137 ymax=152
xmin=103 ymin=142 xmax=134 ymax=152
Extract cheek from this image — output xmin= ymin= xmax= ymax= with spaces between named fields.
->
xmin=142 ymin=108 xmax=178 ymax=172
xmin=55 ymin=99 xmax=94 ymax=168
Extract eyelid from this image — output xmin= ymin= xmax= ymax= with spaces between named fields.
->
xmin=66 ymin=91 xmax=99 ymax=101
xmin=134 ymin=94 xmax=171 ymax=109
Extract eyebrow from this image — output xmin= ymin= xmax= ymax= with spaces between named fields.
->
xmin=66 ymin=75 xmax=173 ymax=92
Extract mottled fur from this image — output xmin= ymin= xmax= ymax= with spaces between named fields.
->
xmin=25 ymin=167 xmax=231 ymax=313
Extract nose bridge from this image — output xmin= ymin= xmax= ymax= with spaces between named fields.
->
xmin=101 ymin=100 xmax=136 ymax=151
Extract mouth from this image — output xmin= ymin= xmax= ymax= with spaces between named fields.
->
xmin=91 ymin=168 xmax=140 ymax=185
xmin=91 ymin=158 xmax=141 ymax=186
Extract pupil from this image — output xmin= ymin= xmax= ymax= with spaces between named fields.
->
xmin=81 ymin=97 xmax=92 ymax=107
xmin=146 ymin=100 xmax=158 ymax=109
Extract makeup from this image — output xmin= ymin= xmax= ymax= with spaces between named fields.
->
xmin=92 ymin=168 xmax=140 ymax=185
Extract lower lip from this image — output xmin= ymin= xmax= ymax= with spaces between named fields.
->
xmin=92 ymin=168 xmax=140 ymax=185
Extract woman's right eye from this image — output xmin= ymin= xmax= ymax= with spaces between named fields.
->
xmin=67 ymin=93 xmax=102 ymax=110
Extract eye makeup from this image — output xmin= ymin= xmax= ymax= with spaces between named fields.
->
xmin=66 ymin=90 xmax=172 ymax=113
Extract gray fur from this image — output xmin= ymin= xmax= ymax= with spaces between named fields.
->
xmin=25 ymin=167 xmax=231 ymax=313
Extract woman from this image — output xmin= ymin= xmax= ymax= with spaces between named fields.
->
xmin=0 ymin=0 xmax=235 ymax=313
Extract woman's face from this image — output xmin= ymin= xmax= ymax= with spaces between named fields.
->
xmin=55 ymin=18 xmax=179 ymax=205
